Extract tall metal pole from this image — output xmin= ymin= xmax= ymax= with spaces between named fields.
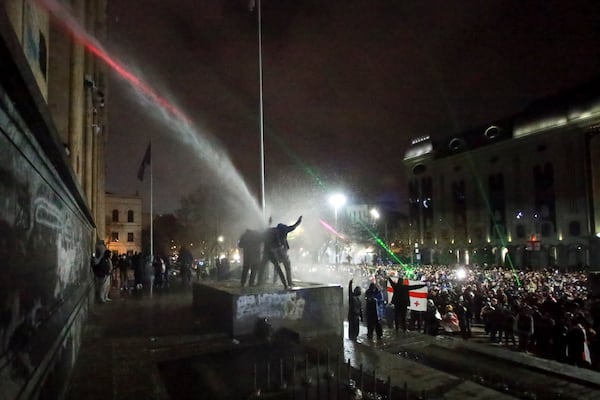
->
xmin=258 ymin=0 xmax=266 ymax=220
xmin=150 ymin=140 xmax=153 ymax=261
xmin=334 ymin=207 xmax=338 ymax=265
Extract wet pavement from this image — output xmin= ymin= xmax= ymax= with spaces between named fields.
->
xmin=65 ymin=284 xmax=600 ymax=399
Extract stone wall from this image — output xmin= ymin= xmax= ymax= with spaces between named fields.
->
xmin=0 ymin=70 xmax=94 ymax=400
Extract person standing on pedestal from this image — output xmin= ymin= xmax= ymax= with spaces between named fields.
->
xmin=238 ymin=229 xmax=263 ymax=287
xmin=260 ymin=216 xmax=302 ymax=289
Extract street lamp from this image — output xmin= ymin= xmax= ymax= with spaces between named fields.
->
xmin=329 ymin=193 xmax=346 ymax=265
xmin=371 ymin=208 xmax=389 ymax=265
xmin=371 ymin=208 xmax=388 ymax=246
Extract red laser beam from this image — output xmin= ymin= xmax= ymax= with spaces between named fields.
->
xmin=36 ymin=0 xmax=190 ymax=124
xmin=319 ymin=219 xmax=344 ymax=239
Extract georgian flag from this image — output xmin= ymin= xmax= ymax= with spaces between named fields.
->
xmin=387 ymin=278 xmax=428 ymax=311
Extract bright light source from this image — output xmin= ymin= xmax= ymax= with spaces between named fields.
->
xmin=218 ymin=236 xmax=224 ymax=242
xmin=370 ymin=208 xmax=380 ymax=219
xmin=329 ymin=193 xmax=347 ymax=208
xmin=456 ymin=268 xmax=466 ymax=280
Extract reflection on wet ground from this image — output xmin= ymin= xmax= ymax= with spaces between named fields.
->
xmin=66 ymin=284 xmax=599 ymax=400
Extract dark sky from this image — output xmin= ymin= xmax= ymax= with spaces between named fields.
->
xmin=104 ymin=0 xmax=600 ymax=215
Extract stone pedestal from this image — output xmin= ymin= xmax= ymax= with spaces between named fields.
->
xmin=192 ymin=281 xmax=343 ymax=338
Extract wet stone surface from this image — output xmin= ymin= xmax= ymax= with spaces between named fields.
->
xmin=66 ymin=284 xmax=599 ymax=399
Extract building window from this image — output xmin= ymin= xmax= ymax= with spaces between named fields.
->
xmin=127 ymin=210 xmax=134 ymax=222
xmin=569 ymin=221 xmax=581 ymax=237
xmin=112 ymin=209 xmax=119 ymax=222
xmin=39 ymin=31 xmax=47 ymax=79
xmin=111 ymin=232 xmax=119 ymax=242
xmin=413 ymin=164 xmax=426 ymax=175
xmin=127 ymin=232 xmax=134 ymax=242
xmin=541 ymin=223 xmax=553 ymax=238
xmin=516 ymin=225 xmax=526 ymax=239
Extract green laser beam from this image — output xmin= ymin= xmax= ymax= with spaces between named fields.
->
xmin=462 ymin=150 xmax=521 ymax=286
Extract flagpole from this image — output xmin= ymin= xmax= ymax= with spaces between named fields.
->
xmin=258 ymin=0 xmax=266 ymax=220
xmin=150 ymin=140 xmax=153 ymax=262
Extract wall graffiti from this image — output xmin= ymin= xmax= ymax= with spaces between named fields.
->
xmin=0 ymin=90 xmax=92 ymax=398
xmin=236 ymin=292 xmax=306 ymax=321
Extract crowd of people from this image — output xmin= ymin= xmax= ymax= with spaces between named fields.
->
xmin=92 ymin=237 xmax=599 ymax=371
xmin=347 ymin=263 xmax=599 ymax=371
xmin=91 ymin=241 xmax=175 ymax=300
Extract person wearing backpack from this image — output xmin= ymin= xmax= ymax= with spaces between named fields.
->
xmin=92 ymin=249 xmax=113 ymax=303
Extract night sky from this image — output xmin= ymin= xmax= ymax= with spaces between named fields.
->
xmin=104 ymin=0 xmax=600 ymax=216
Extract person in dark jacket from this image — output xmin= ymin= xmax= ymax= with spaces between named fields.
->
xmin=516 ymin=306 xmax=534 ymax=352
xmin=348 ymin=279 xmax=363 ymax=340
xmin=260 ymin=216 xmax=302 ymax=288
xmin=566 ymin=316 xmax=591 ymax=367
xmin=238 ymin=229 xmax=263 ymax=287
xmin=365 ymin=283 xmax=385 ymax=340
xmin=92 ymin=248 xmax=112 ymax=303
xmin=387 ymin=276 xmax=427 ymax=332
xmin=177 ymin=246 xmax=194 ymax=286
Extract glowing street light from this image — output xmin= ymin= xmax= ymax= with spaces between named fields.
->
xmin=371 ymin=207 xmax=388 ymax=261
xmin=370 ymin=208 xmax=380 ymax=220
xmin=329 ymin=193 xmax=346 ymax=265
xmin=329 ymin=194 xmax=347 ymax=213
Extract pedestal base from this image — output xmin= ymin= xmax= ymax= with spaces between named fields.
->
xmin=192 ymin=281 xmax=343 ymax=338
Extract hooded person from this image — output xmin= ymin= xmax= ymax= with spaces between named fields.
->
xmin=424 ymin=298 xmax=441 ymax=335
xmin=348 ymin=279 xmax=363 ymax=340
xmin=365 ymin=282 xmax=385 ymax=340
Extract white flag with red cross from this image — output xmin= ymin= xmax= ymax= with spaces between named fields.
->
xmin=387 ymin=278 xmax=428 ymax=311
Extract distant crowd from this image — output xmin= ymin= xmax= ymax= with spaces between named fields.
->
xmin=93 ymin=243 xmax=599 ymax=371
xmin=349 ymin=263 xmax=599 ymax=371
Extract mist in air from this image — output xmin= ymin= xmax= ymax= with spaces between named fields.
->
xmin=38 ymin=0 xmax=265 ymax=231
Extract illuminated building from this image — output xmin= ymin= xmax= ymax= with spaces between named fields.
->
xmin=404 ymin=78 xmax=600 ymax=269
xmin=105 ymin=193 xmax=142 ymax=255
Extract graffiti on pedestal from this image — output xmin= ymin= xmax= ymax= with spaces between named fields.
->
xmin=236 ymin=292 xmax=306 ymax=320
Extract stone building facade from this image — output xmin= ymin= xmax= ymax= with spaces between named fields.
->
xmin=105 ymin=193 xmax=142 ymax=255
xmin=0 ymin=1 xmax=107 ymax=399
xmin=403 ymin=79 xmax=600 ymax=269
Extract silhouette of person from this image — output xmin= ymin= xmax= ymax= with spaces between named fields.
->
xmin=365 ymin=282 xmax=384 ymax=339
xmin=238 ymin=229 xmax=263 ymax=287
xmin=388 ymin=276 xmax=427 ymax=332
xmin=260 ymin=216 xmax=302 ymax=289
xmin=348 ymin=279 xmax=363 ymax=340
xmin=177 ymin=246 xmax=194 ymax=286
